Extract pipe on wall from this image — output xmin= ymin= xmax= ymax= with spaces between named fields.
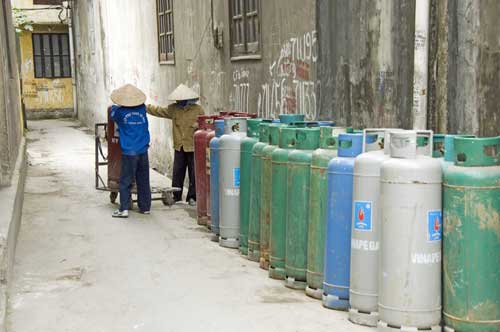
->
xmin=412 ymin=0 xmax=430 ymax=130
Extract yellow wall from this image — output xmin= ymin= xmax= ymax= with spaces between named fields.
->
xmin=19 ymin=25 xmax=73 ymax=111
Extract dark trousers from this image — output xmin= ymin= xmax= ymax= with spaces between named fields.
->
xmin=172 ymin=147 xmax=196 ymax=201
xmin=119 ymin=152 xmax=151 ymax=212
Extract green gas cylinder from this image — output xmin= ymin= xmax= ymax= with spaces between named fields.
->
xmin=259 ymin=124 xmax=283 ymax=270
xmin=305 ymin=127 xmax=345 ymax=299
xmin=285 ymin=127 xmax=321 ymax=289
xmin=247 ymin=121 xmax=272 ymax=260
xmin=239 ymin=118 xmax=263 ymax=255
xmin=268 ymin=127 xmax=298 ymax=279
xmin=443 ymin=136 xmax=500 ymax=332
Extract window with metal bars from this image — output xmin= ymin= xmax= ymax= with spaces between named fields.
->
xmin=156 ymin=0 xmax=175 ymax=63
xmin=32 ymin=33 xmax=71 ymax=78
xmin=229 ymin=0 xmax=261 ymax=58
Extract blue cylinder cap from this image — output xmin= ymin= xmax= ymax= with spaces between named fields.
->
xmin=214 ymin=119 xmax=225 ymax=137
xmin=337 ymin=133 xmax=372 ymax=157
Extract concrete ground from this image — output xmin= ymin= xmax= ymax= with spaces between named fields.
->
xmin=7 ymin=119 xmax=372 ymax=332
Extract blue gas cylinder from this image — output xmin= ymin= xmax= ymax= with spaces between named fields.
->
xmin=323 ymin=133 xmax=365 ymax=310
xmin=210 ymin=119 xmax=225 ymax=237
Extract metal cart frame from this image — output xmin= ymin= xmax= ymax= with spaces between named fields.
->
xmin=95 ymin=122 xmax=180 ymax=207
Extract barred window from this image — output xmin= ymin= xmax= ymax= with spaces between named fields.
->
xmin=32 ymin=33 xmax=71 ymax=78
xmin=230 ymin=0 xmax=261 ymax=58
xmin=157 ymin=0 xmax=175 ymax=63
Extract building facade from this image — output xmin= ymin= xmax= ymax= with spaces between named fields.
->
xmin=72 ymin=0 xmax=500 ymax=174
xmin=12 ymin=0 xmax=74 ymax=119
xmin=0 ymin=0 xmax=23 ymax=186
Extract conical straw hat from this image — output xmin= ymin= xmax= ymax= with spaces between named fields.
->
xmin=111 ymin=84 xmax=147 ymax=107
xmin=168 ymin=84 xmax=199 ymax=101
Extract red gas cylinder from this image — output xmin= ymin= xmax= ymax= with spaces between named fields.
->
xmin=107 ymin=106 xmax=121 ymax=190
xmin=194 ymin=115 xmax=217 ymax=225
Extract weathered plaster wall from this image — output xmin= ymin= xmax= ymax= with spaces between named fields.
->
xmin=318 ymin=0 xmax=500 ymax=136
xmin=18 ymin=25 xmax=73 ymax=117
xmin=11 ymin=0 xmax=63 ymax=24
xmin=0 ymin=1 xmax=23 ymax=186
xmin=317 ymin=0 xmax=416 ymax=128
xmin=443 ymin=0 xmax=500 ymax=136
xmin=212 ymin=0 xmax=318 ymax=120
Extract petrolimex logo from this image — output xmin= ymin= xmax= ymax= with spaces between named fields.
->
xmin=427 ymin=210 xmax=442 ymax=242
xmin=354 ymin=201 xmax=372 ymax=231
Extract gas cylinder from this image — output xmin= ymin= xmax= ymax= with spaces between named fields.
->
xmin=268 ymin=126 xmax=298 ymax=279
xmin=194 ymin=115 xmax=216 ymax=225
xmin=378 ymin=131 xmax=442 ymax=332
xmin=206 ymin=129 xmax=216 ymax=229
xmin=258 ymin=114 xmax=304 ymax=269
xmin=247 ymin=121 xmax=273 ymax=261
xmin=218 ymin=117 xmax=248 ymax=249
xmin=323 ymin=133 xmax=364 ymax=310
xmin=285 ymin=127 xmax=321 ymax=289
xmin=306 ymin=126 xmax=346 ymax=299
xmin=209 ymin=120 xmax=224 ymax=238
xmin=259 ymin=124 xmax=283 ymax=269
xmin=433 ymin=134 xmax=445 ymax=158
xmin=443 ymin=136 xmax=500 ymax=332
xmin=442 ymin=134 xmax=475 ymax=170
xmin=239 ymin=118 xmax=262 ymax=255
xmin=349 ymin=129 xmax=398 ymax=325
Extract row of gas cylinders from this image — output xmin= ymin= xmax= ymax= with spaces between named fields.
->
xmin=193 ymin=115 xmax=500 ymax=332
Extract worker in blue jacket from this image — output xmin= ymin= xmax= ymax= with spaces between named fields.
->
xmin=110 ymin=84 xmax=151 ymax=218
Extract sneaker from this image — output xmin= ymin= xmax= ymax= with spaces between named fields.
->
xmin=188 ymin=198 xmax=196 ymax=206
xmin=139 ymin=211 xmax=150 ymax=215
xmin=112 ymin=209 xmax=128 ymax=218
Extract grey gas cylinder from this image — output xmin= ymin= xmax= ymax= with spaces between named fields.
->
xmin=378 ymin=131 xmax=442 ymax=332
xmin=349 ymin=129 xmax=402 ymax=326
xmin=219 ymin=117 xmax=248 ymax=249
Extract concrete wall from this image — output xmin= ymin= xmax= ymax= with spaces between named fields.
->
xmin=317 ymin=0 xmax=416 ymax=129
xmin=73 ymin=0 xmax=500 ymax=175
xmin=11 ymin=0 xmax=63 ymax=24
xmin=440 ymin=0 xmax=500 ymax=137
xmin=318 ymin=0 xmax=500 ymax=136
xmin=0 ymin=0 xmax=23 ymax=186
xmin=18 ymin=25 xmax=74 ymax=118
xmin=73 ymin=0 xmax=317 ymax=175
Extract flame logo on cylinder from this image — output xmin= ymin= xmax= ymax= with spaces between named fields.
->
xmin=434 ymin=217 xmax=440 ymax=232
xmin=358 ymin=208 xmax=364 ymax=222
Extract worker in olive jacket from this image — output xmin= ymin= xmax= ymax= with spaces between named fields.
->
xmin=146 ymin=84 xmax=204 ymax=206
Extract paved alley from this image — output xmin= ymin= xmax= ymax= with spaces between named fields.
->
xmin=7 ymin=120 xmax=371 ymax=332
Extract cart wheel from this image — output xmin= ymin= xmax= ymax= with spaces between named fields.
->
xmin=162 ymin=191 xmax=175 ymax=206
xmin=110 ymin=192 xmax=118 ymax=204
xmin=129 ymin=196 xmax=134 ymax=210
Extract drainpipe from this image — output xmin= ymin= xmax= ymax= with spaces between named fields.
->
xmin=412 ymin=0 xmax=430 ymax=130
xmin=65 ymin=1 xmax=78 ymax=118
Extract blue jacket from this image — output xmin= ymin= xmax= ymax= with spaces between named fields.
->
xmin=111 ymin=104 xmax=150 ymax=155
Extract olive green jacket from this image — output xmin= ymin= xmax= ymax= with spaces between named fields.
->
xmin=146 ymin=103 xmax=204 ymax=152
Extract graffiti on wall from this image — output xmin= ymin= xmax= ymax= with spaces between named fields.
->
xmin=258 ymin=30 xmax=319 ymax=120
xmin=231 ymin=68 xmax=251 ymax=113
